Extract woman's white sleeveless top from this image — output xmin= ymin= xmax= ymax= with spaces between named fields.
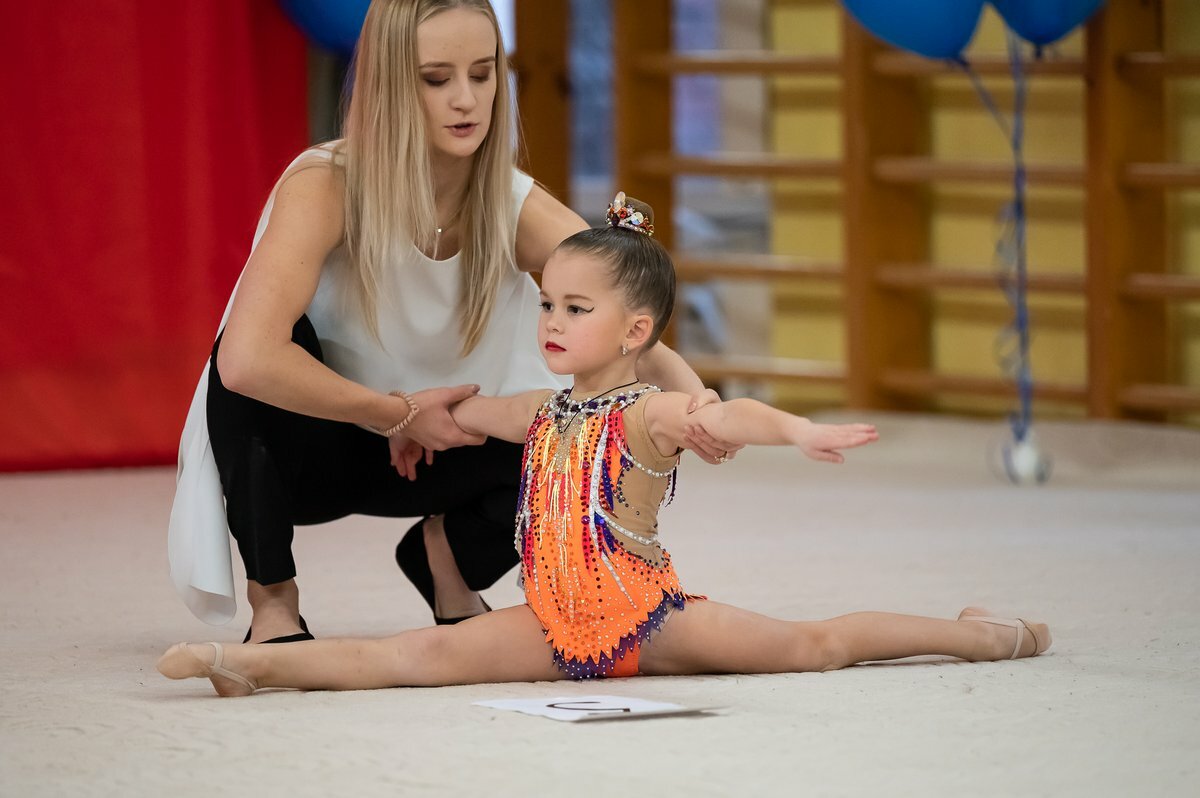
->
xmin=304 ymin=152 xmax=563 ymax=397
xmin=167 ymin=147 xmax=566 ymax=624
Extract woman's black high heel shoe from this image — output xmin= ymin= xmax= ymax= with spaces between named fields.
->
xmin=432 ymin=597 xmax=492 ymax=626
xmin=395 ymin=518 xmax=492 ymax=625
xmin=242 ymin=614 xmax=313 ymax=644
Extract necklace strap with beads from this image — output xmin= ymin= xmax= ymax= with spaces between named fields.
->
xmin=545 ymin=384 xmax=658 ymax=418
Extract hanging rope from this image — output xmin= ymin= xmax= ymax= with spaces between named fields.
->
xmin=954 ymin=31 xmax=1047 ymax=483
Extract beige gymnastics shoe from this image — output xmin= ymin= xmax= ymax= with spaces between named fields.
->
xmin=958 ymin=606 xmax=1052 ymax=659
xmin=157 ymin=642 xmax=258 ymax=697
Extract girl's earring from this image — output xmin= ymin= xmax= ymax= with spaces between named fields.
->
xmin=620 ymin=344 xmax=628 ymax=357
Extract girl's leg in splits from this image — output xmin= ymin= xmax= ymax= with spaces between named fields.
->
xmin=639 ymin=602 xmax=1050 ymax=676
xmin=159 ymin=605 xmax=564 ymax=695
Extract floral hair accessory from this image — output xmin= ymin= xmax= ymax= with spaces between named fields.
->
xmin=606 ymin=191 xmax=655 ymax=237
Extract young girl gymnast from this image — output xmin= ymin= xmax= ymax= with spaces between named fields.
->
xmin=158 ymin=194 xmax=1051 ymax=696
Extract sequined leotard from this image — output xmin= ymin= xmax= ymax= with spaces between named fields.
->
xmin=516 ymin=384 xmax=704 ymax=679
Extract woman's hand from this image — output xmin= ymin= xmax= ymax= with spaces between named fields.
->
xmin=683 ymin=389 xmax=744 ymax=465
xmin=402 ymin=384 xmax=487 ymax=451
xmin=388 ymin=434 xmax=428 ymax=481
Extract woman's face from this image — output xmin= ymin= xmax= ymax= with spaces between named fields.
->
xmin=416 ymin=8 xmax=498 ymax=163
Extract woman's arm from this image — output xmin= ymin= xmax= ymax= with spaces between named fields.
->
xmin=644 ymin=393 xmax=878 ymax=464
xmin=635 ymin=342 xmax=705 ymax=396
xmin=448 ymin=391 xmax=552 ymax=444
xmin=513 ymin=184 xmax=587 ymax=273
xmin=216 ymin=164 xmax=482 ymax=448
xmin=217 ymin=164 xmax=391 ymax=424
xmin=389 ymin=389 xmax=546 ymax=481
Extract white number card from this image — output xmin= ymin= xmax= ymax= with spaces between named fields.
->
xmin=474 ymin=695 xmax=718 ymax=723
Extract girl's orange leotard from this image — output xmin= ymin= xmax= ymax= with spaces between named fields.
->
xmin=515 ymin=384 xmax=704 ymax=679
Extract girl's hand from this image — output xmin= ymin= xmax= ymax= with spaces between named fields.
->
xmin=402 ymin=384 xmax=487 ymax=451
xmin=683 ymin=389 xmax=744 ymax=465
xmin=794 ymin=422 xmax=878 ymax=464
xmin=388 ymin=435 xmax=429 ymax=481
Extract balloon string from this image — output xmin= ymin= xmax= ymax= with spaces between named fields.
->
xmin=953 ymin=56 xmax=1011 ymax=141
xmin=953 ymin=31 xmax=1034 ymax=444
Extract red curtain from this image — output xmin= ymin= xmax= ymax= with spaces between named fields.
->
xmin=0 ymin=2 xmax=308 ymax=471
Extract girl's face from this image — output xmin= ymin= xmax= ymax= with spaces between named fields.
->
xmin=416 ymin=9 xmax=498 ymax=163
xmin=538 ymin=250 xmax=647 ymax=379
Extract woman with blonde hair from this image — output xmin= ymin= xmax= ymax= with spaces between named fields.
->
xmin=168 ymin=0 xmax=729 ymax=643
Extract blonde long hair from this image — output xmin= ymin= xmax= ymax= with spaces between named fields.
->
xmin=336 ymin=0 xmax=517 ymax=355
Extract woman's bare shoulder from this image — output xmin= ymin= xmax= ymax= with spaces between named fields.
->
xmin=268 ymin=158 xmax=346 ymax=241
xmin=276 ymin=153 xmax=344 ymax=201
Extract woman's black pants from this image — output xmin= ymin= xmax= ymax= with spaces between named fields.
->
xmin=206 ymin=315 xmax=522 ymax=600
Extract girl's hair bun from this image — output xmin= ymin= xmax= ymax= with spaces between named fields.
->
xmin=606 ymin=191 xmax=655 ymax=237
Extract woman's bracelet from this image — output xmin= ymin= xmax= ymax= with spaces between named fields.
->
xmin=374 ymin=391 xmax=420 ymax=437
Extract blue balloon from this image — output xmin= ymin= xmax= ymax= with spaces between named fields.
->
xmin=989 ymin=0 xmax=1106 ymax=47
xmin=842 ymin=0 xmax=985 ymax=59
xmin=279 ymin=0 xmax=371 ymax=57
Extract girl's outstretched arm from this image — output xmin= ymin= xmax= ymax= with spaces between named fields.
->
xmin=448 ymin=390 xmax=553 ymax=444
xmin=644 ymin=393 xmax=878 ymax=464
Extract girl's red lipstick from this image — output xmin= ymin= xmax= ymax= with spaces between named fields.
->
xmin=545 ymin=342 xmax=565 ymax=352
